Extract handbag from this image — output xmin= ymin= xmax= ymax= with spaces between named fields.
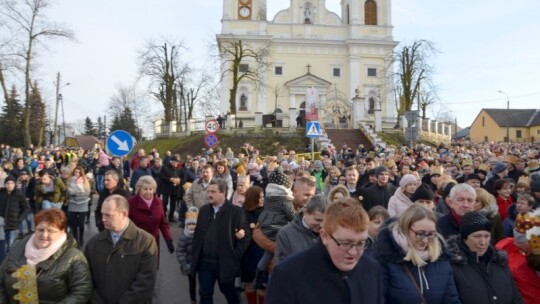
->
xmin=402 ymin=264 xmax=427 ymax=304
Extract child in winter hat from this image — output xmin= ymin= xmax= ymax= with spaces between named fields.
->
xmin=176 ymin=206 xmax=199 ymax=303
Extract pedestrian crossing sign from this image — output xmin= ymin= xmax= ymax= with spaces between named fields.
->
xmin=306 ymin=121 xmax=321 ymax=138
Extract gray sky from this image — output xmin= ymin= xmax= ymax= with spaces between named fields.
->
xmin=37 ymin=0 xmax=540 ymax=128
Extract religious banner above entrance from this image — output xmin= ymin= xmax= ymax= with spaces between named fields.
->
xmin=305 ymin=86 xmax=319 ymax=121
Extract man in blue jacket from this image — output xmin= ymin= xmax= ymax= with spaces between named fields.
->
xmin=266 ymin=199 xmax=384 ymax=304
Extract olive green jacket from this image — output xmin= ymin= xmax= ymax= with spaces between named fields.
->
xmin=0 ymin=233 xmax=92 ymax=303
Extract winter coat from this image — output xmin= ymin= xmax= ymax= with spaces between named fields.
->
xmin=257 ymin=183 xmax=295 ymax=241
xmin=275 ymin=212 xmax=319 ymax=263
xmin=266 ymin=240 xmax=384 ymax=304
xmin=0 ymin=188 xmax=29 ymax=232
xmin=34 ymin=177 xmax=66 ymax=210
xmin=241 ymin=207 xmax=264 ymax=283
xmin=184 ymin=178 xmax=212 ymax=209
xmin=128 ymin=195 xmax=173 ymax=259
xmin=496 ymin=238 xmax=540 ymax=304
xmin=176 ymin=230 xmax=194 ymax=271
xmin=66 ymin=177 xmax=91 ymax=213
xmin=387 ymin=188 xmax=414 ymax=218
xmin=502 ymin=204 xmax=517 ymax=237
xmin=84 ymin=220 xmax=158 ymax=304
xmin=129 ymin=166 xmax=150 ymax=192
xmin=362 ymin=182 xmax=397 ymax=211
xmin=437 ymin=212 xmax=461 ymax=240
xmin=159 ymin=163 xmax=183 ymax=197
xmin=0 ymin=233 xmax=92 ymax=303
xmin=372 ymin=221 xmax=461 ymax=304
xmin=191 ymin=202 xmax=251 ymax=283
xmin=447 ymin=236 xmax=524 ymax=304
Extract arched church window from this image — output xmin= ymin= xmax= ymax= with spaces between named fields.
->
xmin=368 ymin=97 xmax=375 ymax=114
xmin=365 ymin=0 xmax=377 ymax=25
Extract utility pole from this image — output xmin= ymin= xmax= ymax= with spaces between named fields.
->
xmin=53 ymin=72 xmax=60 ymax=146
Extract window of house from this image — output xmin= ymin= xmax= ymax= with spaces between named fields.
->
xmin=333 ymin=68 xmax=341 ymax=77
xmin=537 ymin=129 xmax=540 ymax=135
xmin=482 ymin=117 xmax=485 ymax=127
xmin=367 ymin=68 xmax=377 ymax=77
xmin=516 ymin=130 xmax=522 ymax=138
xmin=484 ymin=136 xmax=488 ymax=142
xmin=239 ymin=64 xmax=249 ymax=73
xmin=274 ymin=66 xmax=283 ymax=75
xmin=365 ymin=0 xmax=377 ymax=25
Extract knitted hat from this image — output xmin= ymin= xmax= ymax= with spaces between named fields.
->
xmin=4 ymin=175 xmax=16 ymax=184
xmin=460 ymin=211 xmax=493 ymax=239
xmin=399 ymin=174 xmax=417 ymax=187
xmin=411 ymin=183 xmax=435 ymax=202
xmin=185 ymin=207 xmax=199 ymax=225
xmin=269 ymin=166 xmax=292 ymax=189
xmin=530 ymin=173 xmax=540 ymax=192
xmin=494 ymin=162 xmax=508 ymax=174
xmin=374 ymin=166 xmax=388 ymax=176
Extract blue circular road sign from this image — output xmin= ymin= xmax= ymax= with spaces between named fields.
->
xmin=204 ymin=133 xmax=219 ymax=148
xmin=106 ymin=130 xmax=135 ymax=156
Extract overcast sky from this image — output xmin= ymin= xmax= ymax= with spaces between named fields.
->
xmin=35 ymin=0 xmax=540 ymax=128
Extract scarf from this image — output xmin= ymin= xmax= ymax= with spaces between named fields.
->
xmin=140 ymin=195 xmax=153 ymax=208
xmin=25 ymin=232 xmax=67 ymax=266
xmin=391 ymin=224 xmax=429 ymax=262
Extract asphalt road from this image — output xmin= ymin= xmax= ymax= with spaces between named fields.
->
xmin=82 ymin=197 xmax=233 ymax=304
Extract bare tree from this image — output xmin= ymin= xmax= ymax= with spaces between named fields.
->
xmin=108 ymin=81 xmax=151 ymax=134
xmin=137 ymin=39 xmax=190 ymax=123
xmin=418 ymin=89 xmax=437 ymax=119
xmin=391 ymin=40 xmax=437 ymax=127
xmin=217 ymin=38 xmax=270 ymax=114
xmin=0 ymin=0 xmax=74 ymax=147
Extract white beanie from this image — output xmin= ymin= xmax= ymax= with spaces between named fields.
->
xmin=399 ymin=174 xmax=417 ymax=187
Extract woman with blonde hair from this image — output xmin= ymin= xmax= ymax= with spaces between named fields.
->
xmin=327 ymin=184 xmax=350 ymax=204
xmin=474 ymin=188 xmax=504 ymax=244
xmin=67 ymin=166 xmax=91 ymax=247
xmin=323 ymin=165 xmax=341 ymax=194
xmin=373 ymin=204 xmax=460 ymax=303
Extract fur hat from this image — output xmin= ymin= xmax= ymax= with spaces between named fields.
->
xmin=399 ymin=174 xmax=417 ymax=187
xmin=460 ymin=211 xmax=493 ymax=240
xmin=268 ymin=166 xmax=292 ymax=189
xmin=411 ymin=183 xmax=435 ymax=202
xmin=185 ymin=207 xmax=199 ymax=225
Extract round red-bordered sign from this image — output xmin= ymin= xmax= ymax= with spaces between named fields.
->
xmin=205 ymin=120 xmax=220 ymax=133
xmin=204 ymin=133 xmax=219 ymax=148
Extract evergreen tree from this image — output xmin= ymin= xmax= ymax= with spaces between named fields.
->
xmin=96 ymin=116 xmax=105 ymax=138
xmin=84 ymin=116 xmax=97 ymax=136
xmin=110 ymin=107 xmax=141 ymax=140
xmin=0 ymin=85 xmax=24 ymax=146
xmin=28 ymin=81 xmax=47 ymax=147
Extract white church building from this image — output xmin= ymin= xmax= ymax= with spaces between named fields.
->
xmin=218 ymin=0 xmax=399 ymax=129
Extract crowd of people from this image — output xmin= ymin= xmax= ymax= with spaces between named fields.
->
xmin=0 ymin=139 xmax=539 ymax=303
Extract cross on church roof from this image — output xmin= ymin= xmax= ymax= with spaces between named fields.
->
xmin=306 ymin=64 xmax=311 ymax=74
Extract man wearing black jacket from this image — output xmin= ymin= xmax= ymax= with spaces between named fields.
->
xmin=362 ymin=166 xmax=397 ymax=211
xmin=95 ymin=170 xmax=131 ymax=232
xmin=191 ymin=179 xmax=250 ymax=304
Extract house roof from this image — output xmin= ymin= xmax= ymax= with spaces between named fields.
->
xmin=454 ymin=127 xmax=470 ymax=139
xmin=483 ymin=109 xmax=540 ymax=127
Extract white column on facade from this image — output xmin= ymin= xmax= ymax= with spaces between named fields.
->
xmin=417 ymin=116 xmax=422 ymax=129
xmin=348 ymin=56 xmax=361 ymax=99
xmin=374 ymin=109 xmax=382 ymax=132
xmin=401 ymin=115 xmax=408 ymax=132
xmin=383 ymin=59 xmax=397 ymax=123
xmin=227 ymin=114 xmax=236 ymax=130
xmin=448 ymin=124 xmax=453 ymax=139
xmin=434 ymin=121 xmax=439 ymax=134
xmin=426 ymin=118 xmax=431 ymax=133
xmin=258 ymin=60 xmax=267 ymax=113
xmin=289 ymin=94 xmax=296 ymax=109
xmin=255 ymin=112 xmax=263 ymax=126
xmin=222 ymin=0 xmax=232 ymax=19
xmin=289 ymin=108 xmax=297 ymax=128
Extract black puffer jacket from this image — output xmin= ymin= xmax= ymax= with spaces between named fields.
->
xmin=446 ymin=235 xmax=523 ymax=304
xmin=0 ymin=233 xmax=92 ymax=303
xmin=0 ymin=188 xmax=29 ymax=231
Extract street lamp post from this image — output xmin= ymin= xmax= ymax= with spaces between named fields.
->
xmin=498 ymin=90 xmax=510 ymax=143
xmin=53 ymin=72 xmax=70 ymax=146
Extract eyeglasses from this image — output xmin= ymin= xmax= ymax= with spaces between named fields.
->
xmin=329 ymin=234 xmax=369 ymax=251
xmin=410 ymin=229 xmax=438 ymax=241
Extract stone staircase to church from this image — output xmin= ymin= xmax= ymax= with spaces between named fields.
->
xmin=324 ymin=128 xmax=374 ymax=150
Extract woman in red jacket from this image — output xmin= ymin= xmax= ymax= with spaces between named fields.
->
xmin=128 ymin=175 xmax=174 ymax=265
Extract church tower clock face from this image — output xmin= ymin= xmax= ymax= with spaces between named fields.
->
xmin=238 ymin=0 xmax=252 ymax=19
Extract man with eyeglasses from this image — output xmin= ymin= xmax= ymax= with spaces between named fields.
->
xmin=437 ymin=183 xmax=476 ymax=239
xmin=266 ymin=198 xmax=383 ymax=303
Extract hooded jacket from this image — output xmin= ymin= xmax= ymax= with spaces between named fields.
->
xmin=447 ymin=235 xmax=524 ymax=304
xmin=275 ymin=212 xmax=319 ymax=263
xmin=362 ymin=182 xmax=397 ymax=211
xmin=372 ymin=220 xmax=460 ymax=304
xmin=387 ymin=188 xmax=414 ymax=218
